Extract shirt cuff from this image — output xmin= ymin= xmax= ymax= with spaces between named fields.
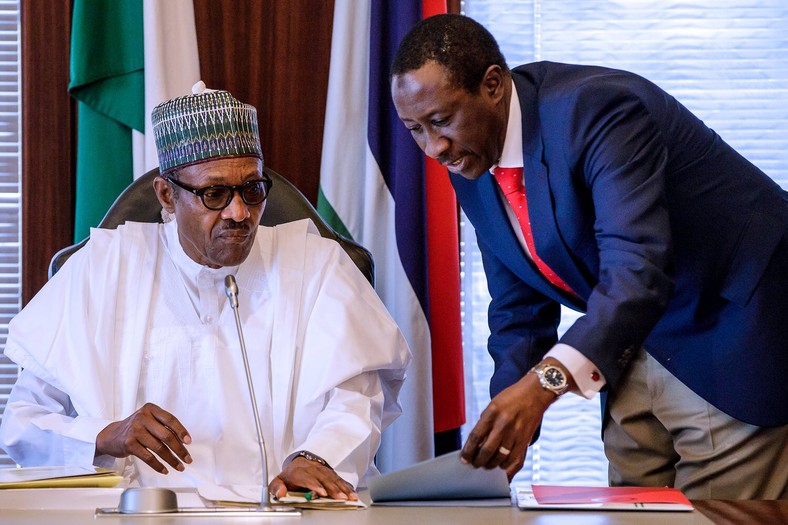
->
xmin=64 ymin=415 xmax=114 ymax=467
xmin=546 ymin=343 xmax=606 ymax=398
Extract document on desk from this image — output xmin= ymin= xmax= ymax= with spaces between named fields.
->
xmin=0 ymin=466 xmax=123 ymax=489
xmin=517 ymin=485 xmax=694 ymax=512
xmin=197 ymin=484 xmax=367 ymax=510
xmin=0 ymin=487 xmax=125 ymax=510
xmin=368 ymin=450 xmax=511 ymax=506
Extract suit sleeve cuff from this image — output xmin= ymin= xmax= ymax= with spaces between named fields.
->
xmin=546 ymin=343 xmax=606 ymax=398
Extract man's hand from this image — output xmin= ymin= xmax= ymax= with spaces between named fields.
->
xmin=95 ymin=402 xmax=192 ymax=475
xmin=269 ymin=457 xmax=358 ymax=501
xmin=460 ymin=371 xmax=557 ymax=480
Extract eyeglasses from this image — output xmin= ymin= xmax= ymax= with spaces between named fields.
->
xmin=165 ymin=175 xmax=273 ymax=211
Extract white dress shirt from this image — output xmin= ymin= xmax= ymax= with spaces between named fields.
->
xmin=493 ymin=84 xmax=606 ymax=397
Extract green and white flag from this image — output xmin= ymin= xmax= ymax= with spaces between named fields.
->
xmin=69 ymin=0 xmax=200 ymax=242
xmin=69 ymin=0 xmax=143 ymax=242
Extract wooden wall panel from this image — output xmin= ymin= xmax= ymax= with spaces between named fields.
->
xmin=193 ymin=0 xmax=335 ymax=203
xmin=20 ymin=1 xmax=75 ymax=304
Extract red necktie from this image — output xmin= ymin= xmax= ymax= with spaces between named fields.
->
xmin=493 ymin=166 xmax=576 ymax=295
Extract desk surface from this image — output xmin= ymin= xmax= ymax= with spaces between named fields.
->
xmin=0 ymin=488 xmax=785 ymax=525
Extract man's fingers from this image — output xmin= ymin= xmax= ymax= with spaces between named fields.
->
xmin=501 ymin=444 xmax=526 ymax=479
xmin=464 ymin=412 xmax=509 ymax=468
xmin=321 ymin=476 xmax=357 ymax=501
xmin=132 ymin=404 xmax=192 ymax=471
xmin=298 ymin=476 xmax=329 ymax=498
xmin=460 ymin=417 xmax=491 ymax=463
xmin=136 ymin=433 xmax=186 ymax=472
xmin=123 ymin=438 xmax=169 ymax=474
xmin=269 ymin=477 xmax=288 ymax=499
xmin=304 ymin=478 xmax=357 ymax=501
xmin=149 ymin=423 xmax=192 ymax=465
xmin=460 ymin=438 xmax=478 ymax=464
xmin=473 ymin=442 xmax=494 ymax=467
xmin=150 ymin=406 xmax=191 ymax=445
xmin=504 ymin=458 xmax=524 ymax=481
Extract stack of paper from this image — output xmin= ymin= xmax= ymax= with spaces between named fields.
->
xmin=276 ymin=491 xmax=366 ymax=510
xmin=196 ymin=484 xmax=366 ymax=510
xmin=0 ymin=466 xmax=123 ymax=489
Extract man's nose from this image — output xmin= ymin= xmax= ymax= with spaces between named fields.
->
xmin=221 ymin=191 xmax=251 ymax=222
xmin=423 ymin=131 xmax=449 ymax=159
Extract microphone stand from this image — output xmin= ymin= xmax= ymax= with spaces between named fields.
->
xmin=224 ymin=275 xmax=299 ymax=515
xmin=98 ymin=277 xmax=301 ymax=518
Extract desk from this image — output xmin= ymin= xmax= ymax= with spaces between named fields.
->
xmin=0 ymin=488 xmax=784 ymax=524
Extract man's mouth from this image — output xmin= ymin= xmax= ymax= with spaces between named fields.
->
xmin=442 ymin=155 xmax=467 ymax=173
xmin=218 ymin=226 xmax=252 ymax=240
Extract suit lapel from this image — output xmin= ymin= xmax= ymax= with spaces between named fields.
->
xmin=515 ymin=71 xmax=591 ymax=304
xmin=522 ymin=156 xmax=589 ymax=304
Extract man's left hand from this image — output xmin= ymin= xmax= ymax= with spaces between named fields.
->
xmin=269 ymin=457 xmax=358 ymax=501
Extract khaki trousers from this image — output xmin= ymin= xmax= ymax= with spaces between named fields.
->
xmin=604 ymin=349 xmax=788 ymax=499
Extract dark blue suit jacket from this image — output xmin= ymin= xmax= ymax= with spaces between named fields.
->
xmin=452 ymin=62 xmax=788 ymax=427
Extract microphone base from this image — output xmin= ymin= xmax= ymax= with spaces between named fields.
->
xmin=97 ymin=505 xmax=302 ymax=518
xmin=98 ymin=487 xmax=303 ymax=517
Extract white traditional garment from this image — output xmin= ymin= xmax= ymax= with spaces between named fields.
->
xmin=0 ymin=219 xmax=409 ymax=489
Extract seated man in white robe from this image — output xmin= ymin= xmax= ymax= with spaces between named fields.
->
xmin=0 ymin=83 xmax=410 ymax=501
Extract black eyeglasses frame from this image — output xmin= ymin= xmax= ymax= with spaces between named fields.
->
xmin=165 ymin=174 xmax=273 ymax=211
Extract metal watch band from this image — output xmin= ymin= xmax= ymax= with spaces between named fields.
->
xmin=294 ymin=450 xmax=332 ymax=470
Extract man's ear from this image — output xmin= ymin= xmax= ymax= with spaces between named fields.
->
xmin=481 ymin=64 xmax=506 ymax=103
xmin=153 ymin=176 xmax=176 ymax=214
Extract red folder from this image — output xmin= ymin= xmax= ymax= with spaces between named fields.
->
xmin=533 ymin=485 xmax=692 ymax=505
xmin=517 ymin=485 xmax=694 ymax=512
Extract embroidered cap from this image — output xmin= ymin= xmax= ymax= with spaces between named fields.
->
xmin=151 ymin=81 xmax=263 ymax=174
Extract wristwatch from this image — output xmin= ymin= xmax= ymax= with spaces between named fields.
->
xmin=294 ymin=450 xmax=332 ymax=470
xmin=529 ymin=362 xmax=570 ymax=396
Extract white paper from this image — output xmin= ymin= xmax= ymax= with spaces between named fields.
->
xmin=0 ymin=487 xmax=125 ymax=509
xmin=197 ymin=484 xmax=260 ymax=504
xmin=368 ymin=450 xmax=511 ymax=504
xmin=0 ymin=465 xmax=99 ymax=483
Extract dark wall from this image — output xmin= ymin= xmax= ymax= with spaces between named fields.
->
xmin=193 ymin=0 xmax=335 ymax=201
xmin=21 ymin=1 xmax=335 ymax=303
xmin=20 ymin=0 xmax=76 ymax=306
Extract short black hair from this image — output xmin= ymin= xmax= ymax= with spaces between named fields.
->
xmin=391 ymin=14 xmax=508 ymax=93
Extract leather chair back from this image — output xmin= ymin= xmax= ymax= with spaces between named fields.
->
xmin=48 ymin=167 xmax=374 ymax=286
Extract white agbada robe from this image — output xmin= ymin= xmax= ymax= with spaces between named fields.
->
xmin=0 ymin=218 xmax=409 ymax=489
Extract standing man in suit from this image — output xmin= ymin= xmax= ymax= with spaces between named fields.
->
xmin=391 ymin=14 xmax=787 ymax=499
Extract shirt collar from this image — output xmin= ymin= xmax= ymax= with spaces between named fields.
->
xmin=163 ymin=218 xmax=240 ymax=282
xmin=492 ymin=82 xmax=524 ymax=172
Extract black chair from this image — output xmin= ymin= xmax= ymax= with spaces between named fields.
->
xmin=48 ymin=167 xmax=375 ymax=286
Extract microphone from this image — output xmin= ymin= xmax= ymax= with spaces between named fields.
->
xmin=225 ymin=274 xmax=239 ymax=308
xmin=224 ymin=275 xmax=295 ymax=514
